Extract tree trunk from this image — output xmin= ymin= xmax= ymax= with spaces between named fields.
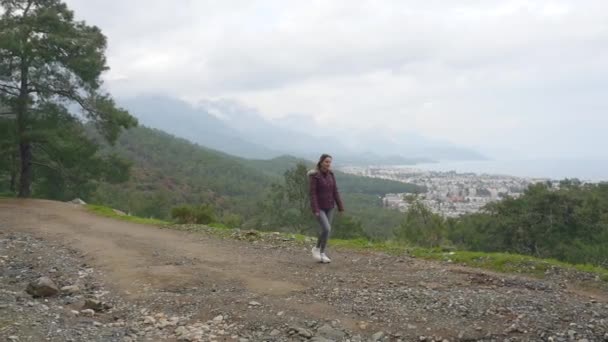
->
xmin=18 ymin=142 xmax=32 ymax=197
xmin=17 ymin=57 xmax=31 ymax=198
xmin=9 ymin=149 xmax=17 ymax=193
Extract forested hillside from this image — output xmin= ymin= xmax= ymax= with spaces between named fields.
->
xmin=91 ymin=126 xmax=424 ymax=238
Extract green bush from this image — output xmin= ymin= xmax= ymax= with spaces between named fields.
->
xmin=332 ymin=214 xmax=369 ymax=240
xmin=171 ymin=204 xmax=216 ymax=224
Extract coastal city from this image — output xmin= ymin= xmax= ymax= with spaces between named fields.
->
xmin=339 ymin=166 xmax=554 ymax=217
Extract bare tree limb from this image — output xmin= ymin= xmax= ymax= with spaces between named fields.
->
xmin=30 ymin=83 xmax=99 ymax=117
xmin=0 ymin=84 xmax=20 ymax=96
xmin=22 ymin=0 xmax=34 ymax=18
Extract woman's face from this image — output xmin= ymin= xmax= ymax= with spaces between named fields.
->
xmin=321 ymin=157 xmax=332 ymax=171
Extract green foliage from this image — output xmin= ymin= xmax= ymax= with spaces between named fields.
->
xmin=450 ymin=182 xmax=608 ymax=267
xmin=338 ymin=193 xmax=403 ymax=240
xmin=332 ymin=214 xmax=369 ymax=240
xmin=395 ymin=200 xmax=448 ymax=247
xmin=243 ymin=155 xmax=310 ymax=177
xmin=0 ymin=0 xmax=136 ymax=197
xmin=335 ymin=172 xmax=425 ymax=195
xmin=257 ymin=163 xmax=317 ymax=234
xmin=171 ymin=204 xmax=216 ymax=225
xmin=0 ymin=116 xmax=18 ymax=194
xmin=91 ymin=126 xmax=273 ymax=220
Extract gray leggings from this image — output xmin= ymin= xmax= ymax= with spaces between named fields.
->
xmin=316 ymin=208 xmax=335 ymax=253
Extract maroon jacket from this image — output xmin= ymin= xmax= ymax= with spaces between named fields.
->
xmin=309 ymin=169 xmax=344 ymax=214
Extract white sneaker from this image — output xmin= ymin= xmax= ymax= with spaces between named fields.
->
xmin=321 ymin=253 xmax=331 ymax=263
xmin=311 ymin=247 xmax=322 ymax=262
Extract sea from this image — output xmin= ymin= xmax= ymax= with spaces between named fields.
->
xmin=408 ymin=159 xmax=608 ymax=182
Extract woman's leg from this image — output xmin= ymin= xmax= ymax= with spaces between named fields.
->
xmin=316 ymin=208 xmax=335 ymax=253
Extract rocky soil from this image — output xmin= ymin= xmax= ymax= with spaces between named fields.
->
xmin=1 ymin=199 xmax=608 ymax=341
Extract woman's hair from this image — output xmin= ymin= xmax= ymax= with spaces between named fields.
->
xmin=316 ymin=154 xmax=332 ymax=170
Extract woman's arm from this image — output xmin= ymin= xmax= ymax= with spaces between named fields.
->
xmin=333 ymin=174 xmax=345 ymax=212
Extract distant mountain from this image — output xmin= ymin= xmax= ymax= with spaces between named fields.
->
xmin=197 ymin=99 xmax=360 ymax=161
xmin=118 ymin=95 xmax=484 ymax=164
xmin=119 ymin=96 xmax=279 ymax=159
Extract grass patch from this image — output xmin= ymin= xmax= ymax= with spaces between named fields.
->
xmin=408 ymin=248 xmax=608 ymax=281
xmin=86 ymin=204 xmax=169 ymax=226
xmin=208 ymin=222 xmax=232 ymax=230
xmin=329 ymin=238 xmax=608 ymax=281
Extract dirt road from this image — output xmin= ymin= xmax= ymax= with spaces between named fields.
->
xmin=1 ymin=199 xmax=607 ymax=341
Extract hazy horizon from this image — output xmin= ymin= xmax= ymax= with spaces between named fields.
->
xmin=65 ymin=0 xmax=608 ymax=160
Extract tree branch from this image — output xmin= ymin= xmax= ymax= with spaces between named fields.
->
xmin=31 ymin=144 xmax=71 ymax=178
xmin=30 ymin=83 xmax=103 ymax=119
xmin=0 ymin=84 xmax=20 ymax=96
xmin=22 ymin=0 xmax=34 ymax=18
xmin=31 ymin=161 xmax=63 ymax=174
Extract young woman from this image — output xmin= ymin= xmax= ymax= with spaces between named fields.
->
xmin=308 ymin=154 xmax=344 ymax=263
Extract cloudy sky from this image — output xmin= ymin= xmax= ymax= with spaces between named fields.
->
xmin=64 ymin=0 xmax=608 ymax=159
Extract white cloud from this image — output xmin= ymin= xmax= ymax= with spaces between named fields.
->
xmin=64 ymin=0 xmax=608 ymax=158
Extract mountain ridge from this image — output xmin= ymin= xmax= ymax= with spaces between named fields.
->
xmin=118 ymin=95 xmax=485 ymax=165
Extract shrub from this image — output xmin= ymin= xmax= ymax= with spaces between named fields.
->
xmin=171 ymin=204 xmax=216 ymax=224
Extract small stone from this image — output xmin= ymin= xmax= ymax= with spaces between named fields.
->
xmin=407 ymin=324 xmax=417 ymax=329
xmin=157 ymin=318 xmax=177 ymax=329
xmin=144 ymin=316 xmax=157 ymax=324
xmin=70 ymin=310 xmax=79 ymax=316
xmin=84 ymin=298 xmax=104 ymax=311
xmin=297 ymin=327 xmax=313 ymax=338
xmin=70 ymin=198 xmax=87 ymax=205
xmin=61 ymin=285 xmax=81 ymax=295
xmin=505 ymin=324 xmax=522 ymax=334
xmin=317 ymin=324 xmax=345 ymax=340
xmin=175 ymin=326 xmax=188 ymax=336
xmin=93 ymin=321 xmax=103 ymax=327
xmin=213 ymin=315 xmax=224 ymax=324
xmin=270 ymin=329 xmax=281 ymax=336
xmin=277 ymin=311 xmax=285 ymax=316
xmin=248 ymin=301 xmax=262 ymax=306
xmin=26 ymin=277 xmax=59 ymax=297
xmin=8 ymin=336 xmax=19 ymax=341
xmin=311 ymin=337 xmax=334 ymax=342
xmin=372 ymin=331 xmax=385 ymax=341
xmin=81 ymin=309 xmax=95 ymax=317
